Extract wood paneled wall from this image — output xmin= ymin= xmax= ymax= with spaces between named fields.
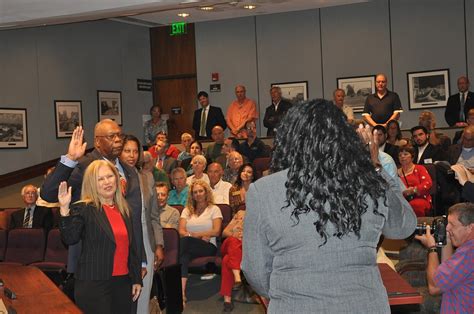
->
xmin=150 ymin=23 xmax=197 ymax=142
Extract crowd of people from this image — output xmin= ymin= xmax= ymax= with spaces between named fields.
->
xmin=8 ymin=75 xmax=473 ymax=313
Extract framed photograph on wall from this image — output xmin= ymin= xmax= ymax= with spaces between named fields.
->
xmin=271 ymin=81 xmax=308 ymax=105
xmin=337 ymin=75 xmax=376 ymax=113
xmin=0 ymin=108 xmax=28 ymax=149
xmin=407 ymin=69 xmax=450 ymax=110
xmin=97 ymin=90 xmax=122 ymax=125
xmin=54 ymin=100 xmax=82 ymax=138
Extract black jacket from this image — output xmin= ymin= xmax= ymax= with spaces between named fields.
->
xmin=192 ymin=106 xmax=227 ymax=140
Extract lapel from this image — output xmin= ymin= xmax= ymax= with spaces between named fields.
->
xmin=90 ymin=205 xmax=115 ymax=243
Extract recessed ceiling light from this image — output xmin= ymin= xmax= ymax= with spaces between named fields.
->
xmin=200 ymin=6 xmax=214 ymax=11
xmin=177 ymin=12 xmax=190 ymax=17
xmin=243 ymin=4 xmax=257 ymax=10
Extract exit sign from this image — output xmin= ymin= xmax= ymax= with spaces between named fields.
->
xmin=170 ymin=22 xmax=187 ymax=36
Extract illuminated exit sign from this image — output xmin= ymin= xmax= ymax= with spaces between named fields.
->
xmin=170 ymin=22 xmax=187 ymax=36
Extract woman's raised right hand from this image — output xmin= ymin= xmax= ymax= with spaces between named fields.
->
xmin=58 ymin=181 xmax=72 ymax=216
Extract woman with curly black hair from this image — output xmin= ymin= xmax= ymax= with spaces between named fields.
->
xmin=241 ymin=99 xmax=416 ymax=313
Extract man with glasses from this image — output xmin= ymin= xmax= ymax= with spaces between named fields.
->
xmin=10 ymin=184 xmax=53 ymax=231
xmin=239 ymin=120 xmax=268 ymax=163
xmin=41 ymin=119 xmax=155 ymax=301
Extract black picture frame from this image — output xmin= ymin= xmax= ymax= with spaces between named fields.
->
xmin=54 ymin=100 xmax=83 ymax=138
xmin=271 ymin=81 xmax=308 ymax=105
xmin=337 ymin=75 xmax=376 ymax=113
xmin=407 ymin=69 xmax=450 ymax=110
xmin=97 ymin=90 xmax=122 ymax=125
xmin=0 ymin=108 xmax=28 ymax=149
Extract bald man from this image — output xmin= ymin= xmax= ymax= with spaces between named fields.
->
xmin=445 ymin=76 xmax=474 ymax=127
xmin=206 ymin=125 xmax=226 ymax=161
xmin=363 ymin=74 xmax=403 ymax=127
xmin=226 ymin=85 xmax=258 ymax=138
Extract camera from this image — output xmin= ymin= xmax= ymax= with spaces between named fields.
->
xmin=415 ymin=216 xmax=448 ymax=247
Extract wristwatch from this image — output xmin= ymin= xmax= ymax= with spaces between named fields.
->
xmin=427 ymin=247 xmax=437 ymax=254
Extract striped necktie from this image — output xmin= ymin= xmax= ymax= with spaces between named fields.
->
xmin=23 ymin=208 xmax=31 ymax=228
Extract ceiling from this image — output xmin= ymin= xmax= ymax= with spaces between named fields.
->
xmin=0 ymin=0 xmax=368 ymax=30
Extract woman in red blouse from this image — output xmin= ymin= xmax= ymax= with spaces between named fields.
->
xmin=397 ymin=145 xmax=433 ymax=217
xmin=58 ymin=160 xmax=142 ymax=314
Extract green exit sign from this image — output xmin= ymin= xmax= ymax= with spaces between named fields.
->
xmin=170 ymin=22 xmax=187 ymax=36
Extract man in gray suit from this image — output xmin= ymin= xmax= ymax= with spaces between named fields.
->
xmin=153 ymin=139 xmax=177 ymax=175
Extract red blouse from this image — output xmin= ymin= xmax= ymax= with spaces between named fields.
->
xmin=103 ymin=204 xmax=129 ymax=276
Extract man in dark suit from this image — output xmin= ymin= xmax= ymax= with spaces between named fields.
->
xmin=41 ymin=121 xmax=163 ymax=276
xmin=411 ymin=125 xmax=444 ymax=165
xmin=10 ymin=184 xmax=52 ymax=231
xmin=192 ymin=91 xmax=227 ymax=140
xmin=263 ymin=86 xmax=292 ymax=136
xmin=445 ymin=76 xmax=474 ymax=127
xmin=372 ymin=125 xmax=399 ymax=165
xmin=151 ymin=139 xmax=177 ymax=175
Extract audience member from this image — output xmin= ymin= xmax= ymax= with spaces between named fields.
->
xmin=58 ymin=161 xmax=142 ymax=313
xmin=120 ymin=135 xmax=164 ymax=314
xmin=10 ymin=184 xmax=53 ymax=231
xmin=178 ymin=180 xmax=223 ymax=305
xmin=397 ymin=145 xmax=433 ymax=217
xmin=153 ymin=132 xmax=180 ymax=160
xmin=453 ymin=108 xmax=474 ymax=144
xmin=445 ymin=76 xmax=474 ymax=127
xmin=239 ymin=121 xmax=268 ymax=163
xmin=332 ymin=88 xmax=354 ymax=123
xmin=156 ymin=183 xmax=180 ymax=230
xmin=149 ymin=139 xmax=177 ymax=175
xmin=177 ymin=133 xmax=194 ymax=163
xmin=215 ymin=137 xmax=240 ymax=168
xmin=180 ymin=140 xmax=207 ymax=175
xmin=192 ymin=91 xmax=227 ymax=140
xmin=223 ymin=152 xmax=244 ymax=184
xmin=242 ymin=100 xmax=416 ymax=313
xmin=168 ymin=168 xmax=189 ymax=206
xmin=186 ymin=155 xmax=210 ymax=186
xmin=226 ymin=85 xmax=258 ymax=138
xmin=220 ymin=210 xmax=245 ymax=312
xmin=411 ymin=125 xmax=444 ymax=165
xmin=263 ymin=86 xmax=292 ymax=136
xmin=363 ymin=73 xmax=403 ymax=127
xmin=41 ymin=123 xmax=146 ymax=278
xmin=451 ymin=164 xmax=474 ymax=202
xmin=208 ymin=163 xmax=232 ymax=205
xmin=447 ymin=125 xmax=474 ymax=168
xmin=229 ymin=163 xmax=255 ymax=215
xmin=386 ymin=119 xmax=408 ymax=147
xmin=144 ymin=105 xmax=167 ymax=148
xmin=415 ymin=202 xmax=474 ymax=313
xmin=419 ymin=111 xmax=451 ymax=151
xmin=372 ymin=125 xmax=399 ymax=164
xmin=206 ymin=126 xmax=226 ymax=162
xmin=142 ymin=151 xmax=170 ymax=188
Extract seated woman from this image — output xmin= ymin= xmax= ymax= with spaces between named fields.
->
xmin=58 ymin=160 xmax=141 ymax=313
xmin=178 ymin=180 xmax=222 ymax=304
xmin=398 ymin=145 xmax=433 ymax=217
xmin=386 ymin=119 xmax=408 ymax=147
xmin=229 ymin=163 xmax=256 ymax=215
xmin=180 ymin=140 xmax=205 ymax=175
xmin=220 ymin=210 xmax=245 ymax=312
xmin=186 ymin=155 xmax=210 ymax=186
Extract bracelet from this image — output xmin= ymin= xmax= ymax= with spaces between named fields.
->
xmin=427 ymin=247 xmax=437 ymax=254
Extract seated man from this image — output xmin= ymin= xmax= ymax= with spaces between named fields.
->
xmin=149 ymin=139 xmax=177 ymax=175
xmin=223 ymin=151 xmax=244 ymax=185
xmin=208 ymin=163 xmax=232 ymax=205
xmin=373 ymin=125 xmax=399 ymax=165
xmin=411 ymin=126 xmax=444 ymax=165
xmin=177 ymin=132 xmax=194 ymax=163
xmin=151 ymin=131 xmax=180 ymax=159
xmin=415 ymin=202 xmax=474 ymax=313
xmin=239 ymin=121 xmax=268 ymax=163
xmin=156 ymin=183 xmax=180 ymax=230
xmin=206 ymin=126 xmax=226 ymax=162
xmin=448 ymin=125 xmax=474 ymax=168
xmin=167 ymin=167 xmax=189 ymax=206
xmin=10 ymin=185 xmax=53 ymax=231
xmin=216 ymin=137 xmax=240 ymax=169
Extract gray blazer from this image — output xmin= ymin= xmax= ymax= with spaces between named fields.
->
xmin=242 ymin=169 xmax=416 ymax=314
xmin=139 ymin=172 xmax=164 ymax=250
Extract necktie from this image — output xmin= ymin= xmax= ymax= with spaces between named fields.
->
xmin=200 ymin=108 xmax=207 ymax=137
xmin=23 ymin=208 xmax=31 ymax=228
xmin=460 ymin=92 xmax=465 ymax=121
xmin=115 ymin=164 xmax=127 ymax=197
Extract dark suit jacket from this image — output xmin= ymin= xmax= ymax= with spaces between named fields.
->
xmin=383 ymin=143 xmax=399 ymax=165
xmin=462 ymin=182 xmax=474 ymax=202
xmin=41 ymin=149 xmax=146 ymax=272
xmin=445 ymin=91 xmax=474 ymax=126
xmin=59 ymin=203 xmax=141 ymax=284
xmin=414 ymin=144 xmax=444 ymax=165
xmin=447 ymin=144 xmax=462 ymax=165
xmin=192 ymin=106 xmax=227 ymax=140
xmin=263 ymin=100 xmax=292 ymax=136
xmin=9 ymin=206 xmax=53 ymax=231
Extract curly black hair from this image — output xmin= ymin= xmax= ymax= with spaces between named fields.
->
xmin=234 ymin=163 xmax=257 ymax=188
xmin=271 ymin=99 xmax=387 ymax=244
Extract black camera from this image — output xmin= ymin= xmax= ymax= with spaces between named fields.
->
xmin=415 ymin=216 xmax=448 ymax=247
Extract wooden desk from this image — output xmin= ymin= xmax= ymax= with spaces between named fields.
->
xmin=378 ymin=263 xmax=423 ymax=306
xmin=0 ymin=264 xmax=81 ymax=314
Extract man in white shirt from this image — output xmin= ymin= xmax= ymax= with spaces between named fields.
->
xmin=208 ymin=163 xmax=232 ymax=204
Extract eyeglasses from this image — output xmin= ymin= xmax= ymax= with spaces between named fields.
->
xmin=96 ymin=133 xmax=125 ymax=141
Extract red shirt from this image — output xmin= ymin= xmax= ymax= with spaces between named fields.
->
xmin=103 ymin=204 xmax=129 ymax=276
xmin=148 ymin=145 xmax=180 ymax=159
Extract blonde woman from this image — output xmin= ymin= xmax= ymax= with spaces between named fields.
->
xmin=58 ymin=160 xmax=141 ymax=314
xmin=178 ymin=180 xmax=222 ymax=304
